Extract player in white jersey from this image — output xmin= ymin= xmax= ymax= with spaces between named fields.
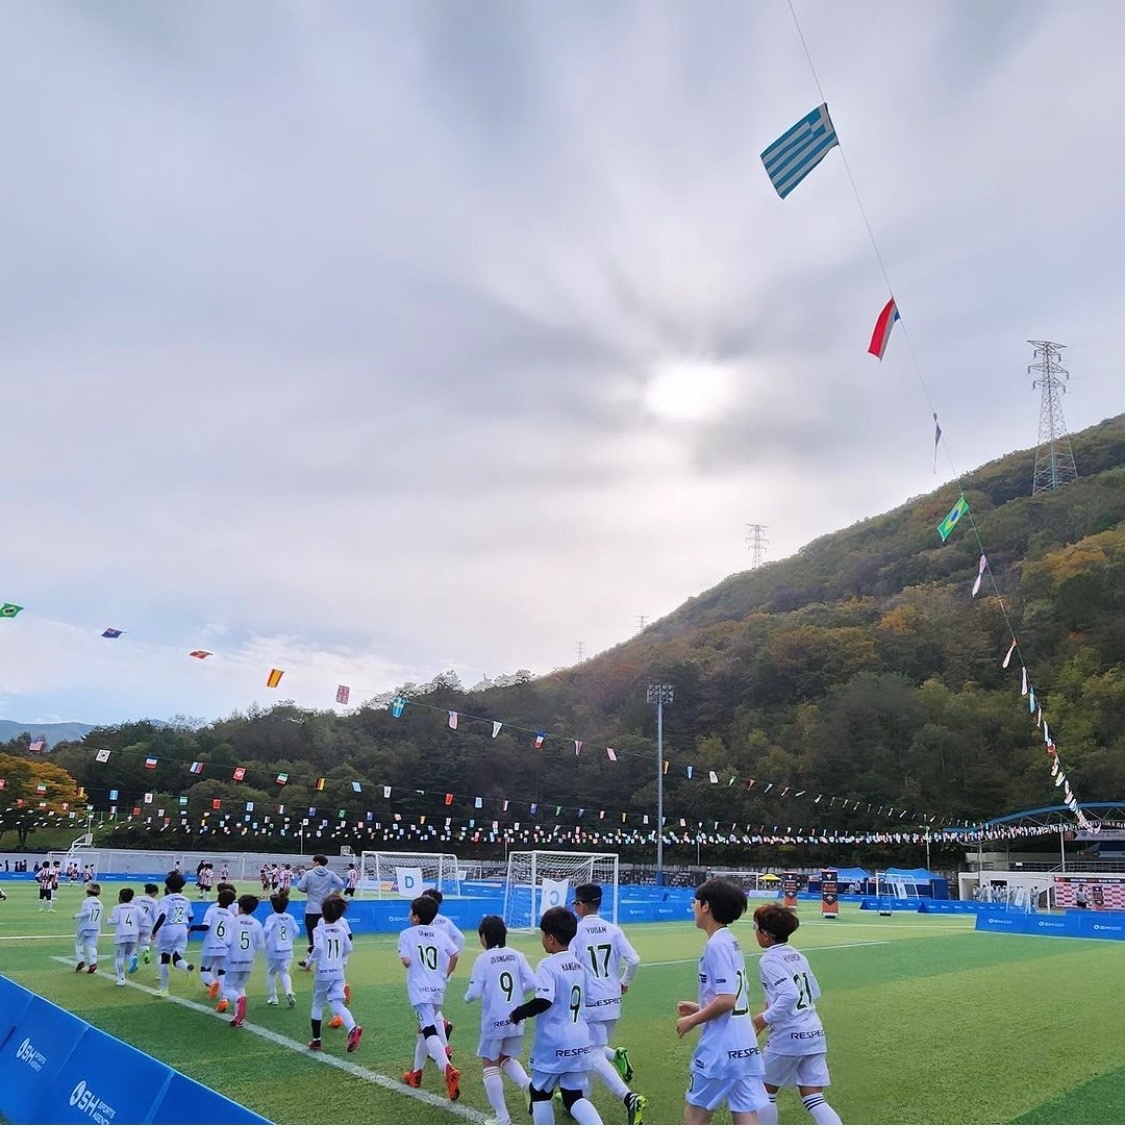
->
xmin=304 ymin=895 xmax=363 ymax=1052
xmin=222 ymin=894 xmax=265 ymax=1028
xmin=190 ymin=887 xmax=237 ymax=1006
xmin=151 ymin=871 xmax=195 ymax=997
xmin=36 ymin=864 xmax=56 ymax=911
xmin=399 ymin=895 xmax=461 ymax=1100
xmin=464 ymin=914 xmax=535 ymax=1124
xmin=571 ymin=883 xmax=646 ymax=1123
xmin=73 ymin=883 xmax=104 ymax=974
xmin=108 ymin=887 xmax=140 ymax=985
xmin=752 ymin=904 xmax=841 ymax=1125
xmin=134 ymin=884 xmax=160 ymax=970
xmin=263 ymin=892 xmax=299 ymax=1007
xmin=507 ymin=906 xmax=601 ymax=1124
xmin=422 ymin=888 xmax=465 ymax=1044
xmin=675 ymin=879 xmax=766 ymax=1125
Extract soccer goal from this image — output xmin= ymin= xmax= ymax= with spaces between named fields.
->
xmin=504 ymin=851 xmax=620 ymax=930
xmin=359 ymin=851 xmax=461 ymax=899
xmin=875 ymin=872 xmax=928 ymax=899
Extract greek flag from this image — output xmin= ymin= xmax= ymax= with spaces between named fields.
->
xmin=761 ymin=103 xmax=839 ymax=199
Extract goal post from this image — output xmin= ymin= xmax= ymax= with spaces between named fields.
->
xmin=503 ymin=851 xmax=620 ymax=931
xmin=359 ymin=851 xmax=461 ymax=899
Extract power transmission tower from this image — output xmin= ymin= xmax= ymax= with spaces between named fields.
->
xmin=1029 ymin=340 xmax=1078 ymax=495
xmin=746 ymin=524 xmax=769 ymax=567
xmin=575 ymin=641 xmax=584 ymax=662
xmin=636 ymin=615 xmax=647 ymax=633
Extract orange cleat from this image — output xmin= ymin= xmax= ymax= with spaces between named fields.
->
xmin=216 ymin=999 xmax=229 ymax=1013
xmin=346 ymin=1025 xmax=363 ymax=1053
xmin=445 ymin=1064 xmax=461 ymax=1102
xmin=343 ymin=982 xmax=352 ymax=1002
xmin=402 ymin=1069 xmax=422 ymax=1088
xmin=328 ymin=1014 xmax=344 ymax=1029
xmin=208 ymin=981 xmax=220 ymax=1000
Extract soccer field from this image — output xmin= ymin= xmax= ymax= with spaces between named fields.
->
xmin=3 ymin=883 xmax=1125 ymax=1125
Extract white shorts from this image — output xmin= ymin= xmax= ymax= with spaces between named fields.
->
xmin=157 ymin=926 xmax=188 ymax=955
xmin=413 ymin=1003 xmax=445 ymax=1030
xmin=267 ymin=954 xmax=292 ymax=975
xmin=201 ymin=947 xmax=228 ymax=966
xmin=531 ymin=1069 xmax=591 ymax=1095
xmin=586 ymin=1019 xmax=618 ymax=1049
xmin=686 ymin=1071 xmax=769 ymax=1114
xmin=763 ymin=1050 xmax=831 ymax=1089
xmin=313 ymin=977 xmax=348 ymax=1007
xmin=477 ymin=1033 xmax=524 ymax=1061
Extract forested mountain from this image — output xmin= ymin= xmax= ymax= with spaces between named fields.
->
xmin=7 ymin=413 xmax=1125 ymax=863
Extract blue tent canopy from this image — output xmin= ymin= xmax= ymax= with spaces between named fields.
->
xmin=833 ymin=867 xmax=873 ymax=882
xmin=884 ymin=867 xmax=940 ymax=882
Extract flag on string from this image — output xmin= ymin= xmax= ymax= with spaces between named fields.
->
xmin=574 ymin=740 xmax=582 ymax=756
xmin=28 ymin=740 xmax=44 ymax=752
xmin=1028 ymin=688 xmax=1037 ymax=713
xmin=0 ymin=602 xmax=23 ymax=618
xmin=144 ymin=757 xmax=158 ymax=769
xmin=606 ymin=747 xmax=617 ymax=761
xmin=383 ymin=785 xmax=391 ymax=798
xmin=972 ymin=554 xmax=989 ymax=597
xmin=708 ymin=770 xmax=719 ymax=784
xmin=335 ymin=685 xmax=350 ymax=705
xmin=245 ymin=801 xmax=254 ymax=812
xmin=95 ymin=749 xmax=111 ymax=762
xmin=101 ymin=627 xmax=123 ymax=638
xmin=351 ymin=782 xmax=362 ymax=793
xmin=448 ymin=711 xmax=458 ymax=730
xmin=109 ymin=789 xmax=119 ymax=801
xmin=35 ymin=783 xmax=47 ymax=794
xmin=391 ymin=696 xmax=406 ymax=718
xmin=1021 ymin=667 xmax=1028 ymax=696
xmin=760 ymin=102 xmax=839 ymax=198
xmin=445 ymin=793 xmax=453 ymax=806
xmin=490 ymin=721 xmax=502 ymax=738
xmin=474 ymin=797 xmax=483 ymax=809
xmin=189 ymin=761 xmax=203 ymax=774
xmin=266 ymin=668 xmax=284 ymax=688
xmin=143 ymin=792 xmax=153 ymax=804
xmin=315 ymin=777 xmax=325 ymax=791
xmin=867 ymin=298 xmax=900 ymax=360
xmin=535 ymin=732 xmax=546 ymax=749
xmin=746 ymin=778 xmax=756 ymax=789
xmin=1003 ymin=640 xmax=1016 ymax=669
xmin=232 ymin=766 xmax=247 ymax=781
xmin=937 ymin=495 xmax=969 ymax=541
xmin=932 ymin=414 xmax=942 ymax=472
xmin=275 ymin=772 xmax=289 ymax=785
xmin=189 ymin=650 xmax=212 ymax=659
xmin=212 ymin=798 xmax=221 ymax=809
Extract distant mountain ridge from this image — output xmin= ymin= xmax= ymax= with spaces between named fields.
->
xmin=0 ymin=720 xmax=96 ymax=746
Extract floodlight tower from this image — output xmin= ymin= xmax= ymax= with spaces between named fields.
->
xmin=746 ymin=524 xmax=769 ymax=567
xmin=1029 ymin=340 xmax=1078 ymax=495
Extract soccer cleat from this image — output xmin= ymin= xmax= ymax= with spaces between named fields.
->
xmin=129 ymin=955 xmax=139 ymax=974
xmin=208 ymin=980 xmax=221 ymax=999
xmin=402 ymin=1069 xmax=423 ymax=1088
xmin=328 ymin=1014 xmax=344 ymax=1029
xmin=184 ymin=963 xmax=195 ymax=973
xmin=286 ymin=992 xmax=297 ymax=1008
xmin=142 ymin=949 xmax=151 ymax=964
xmin=116 ymin=978 xmax=126 ymax=986
xmin=154 ymin=989 xmax=170 ymax=998
xmin=613 ymin=1046 xmax=634 ymax=1083
xmin=230 ymin=1017 xmax=244 ymax=1029
xmin=235 ymin=996 xmax=247 ymax=1024
xmin=75 ymin=962 xmax=85 ymax=973
xmin=307 ymin=1038 xmax=323 ymax=1052
xmin=343 ymin=982 xmax=352 ymax=1002
xmin=267 ymin=997 xmax=279 ymax=1006
xmin=87 ymin=964 xmax=97 ymax=974
xmin=444 ymin=1018 xmax=454 ymax=1039
xmin=346 ymin=1025 xmax=363 ymax=1053
xmin=216 ymin=999 xmax=230 ymax=1013
xmin=445 ymin=1064 xmax=461 ymax=1102
xmin=625 ymin=1092 xmax=647 ymax=1126
xmin=297 ymin=959 xmax=308 ymax=969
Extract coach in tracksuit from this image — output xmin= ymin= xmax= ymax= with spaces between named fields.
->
xmin=296 ymin=854 xmax=345 ymax=960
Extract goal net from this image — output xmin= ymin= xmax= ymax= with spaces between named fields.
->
xmin=876 ymin=872 xmax=926 ymax=899
xmin=47 ymin=851 xmax=100 ymax=879
xmin=504 ymin=851 xmax=620 ymax=931
xmin=359 ymin=851 xmax=461 ymax=899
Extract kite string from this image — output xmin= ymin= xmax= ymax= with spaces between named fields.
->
xmin=784 ymin=0 xmax=1084 ymax=825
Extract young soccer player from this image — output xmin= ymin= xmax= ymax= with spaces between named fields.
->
xmin=191 ymin=887 xmax=237 ymax=1006
xmin=151 ymin=870 xmax=195 ymax=997
xmin=73 ymin=883 xmax=104 ymax=973
xmin=464 ymin=914 xmax=536 ymax=1124
xmin=571 ymin=883 xmax=647 ymax=1123
xmin=399 ymin=895 xmax=461 ymax=1099
xmin=108 ymin=888 xmax=140 ymax=986
xmin=222 ymin=894 xmax=265 ymax=1028
xmin=508 ymin=906 xmax=601 ymax=1125
xmin=263 ymin=892 xmax=299 ymax=1007
xmin=344 ymin=862 xmax=358 ymax=898
xmin=134 ymin=883 xmax=160 ymax=969
xmin=675 ymin=879 xmax=766 ymax=1126
xmin=752 ymin=904 xmax=841 ymax=1125
xmin=36 ymin=863 xmax=56 ymax=911
xmin=304 ymin=895 xmax=363 ymax=1052
xmin=423 ymin=887 xmax=465 ymax=1043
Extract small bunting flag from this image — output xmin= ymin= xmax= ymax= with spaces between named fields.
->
xmin=266 ymin=668 xmax=284 ymax=688
xmin=351 ymin=782 xmax=362 ymax=793
xmin=335 ymin=685 xmax=350 ymax=705
xmin=101 ymin=627 xmax=123 ymax=638
xmin=972 ymin=554 xmax=988 ymax=597
xmin=448 ymin=711 xmax=458 ymax=730
xmin=211 ymin=798 xmax=221 ymax=810
xmin=574 ymin=740 xmax=582 ymax=756
xmin=232 ymin=766 xmax=246 ymax=781
xmin=390 ymin=696 xmax=406 ymax=718
xmin=1003 ymin=640 xmax=1016 ymax=669
xmin=35 ymin=783 xmax=47 ymax=794
xmin=95 ymin=749 xmax=111 ymax=762
xmin=1 ymin=602 xmax=24 ymax=618
xmin=189 ymin=650 xmax=212 ymax=659
xmin=315 ymin=778 xmax=325 ymax=791
xmin=937 ymin=495 xmax=969 ymax=542
xmin=189 ymin=761 xmax=203 ymax=774
xmin=144 ymin=757 xmax=158 ymax=769
xmin=275 ymin=772 xmax=289 ymax=785
xmin=606 ymin=748 xmax=617 ymax=761
xmin=28 ymin=740 xmax=44 ymax=752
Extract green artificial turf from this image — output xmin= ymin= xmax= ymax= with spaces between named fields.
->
xmin=2 ymin=882 xmax=1124 ymax=1124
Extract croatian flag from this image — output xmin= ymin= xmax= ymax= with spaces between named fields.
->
xmin=868 ymin=298 xmax=900 ymax=359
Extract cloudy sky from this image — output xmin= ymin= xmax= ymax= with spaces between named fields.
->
xmin=2 ymin=1 xmax=1124 ymax=726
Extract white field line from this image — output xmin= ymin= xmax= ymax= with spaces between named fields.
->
xmin=49 ymin=957 xmax=486 ymax=1123
xmin=643 ymin=940 xmax=890 ymax=967
xmin=5 ymin=933 xmax=80 ymax=941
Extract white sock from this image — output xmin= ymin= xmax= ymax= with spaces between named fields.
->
xmin=531 ymin=1099 xmax=555 ymax=1125
xmin=758 ymin=1096 xmax=780 ymax=1124
xmin=280 ymin=971 xmax=293 ymax=995
xmin=200 ymin=968 xmax=214 ymax=987
xmin=115 ymin=957 xmax=125 ymax=978
xmin=568 ymin=1097 xmax=601 ymax=1124
xmin=591 ymin=1052 xmax=629 ymax=1098
xmin=75 ymin=941 xmax=85 ymax=963
xmin=425 ymin=1034 xmax=447 ymax=1068
xmin=802 ymin=1093 xmax=842 ymax=1124
xmin=159 ymin=963 xmax=170 ymax=989
xmin=483 ymin=1066 xmax=508 ymax=1121
xmin=413 ymin=1035 xmax=428 ymax=1072
xmin=501 ymin=1057 xmax=530 ymax=1089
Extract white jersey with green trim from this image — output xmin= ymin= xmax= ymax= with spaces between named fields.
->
xmin=465 ymin=945 xmax=536 ymax=1039
xmin=758 ymin=943 xmax=826 ymax=1056
xmin=570 ymin=914 xmax=639 ymax=1022
xmin=692 ymin=926 xmax=762 ymax=1079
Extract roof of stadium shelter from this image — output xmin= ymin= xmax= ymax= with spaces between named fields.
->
xmin=968 ymin=802 xmax=1125 ymax=834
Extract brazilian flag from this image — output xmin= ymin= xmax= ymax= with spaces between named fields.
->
xmin=0 ymin=602 xmax=23 ymax=618
xmin=937 ymin=495 xmax=969 ymax=542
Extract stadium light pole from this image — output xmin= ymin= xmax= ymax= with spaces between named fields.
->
xmin=920 ymin=825 xmax=931 ymax=873
xmin=647 ymin=683 xmax=674 ymax=887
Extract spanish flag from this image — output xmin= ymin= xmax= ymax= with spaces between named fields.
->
xmin=315 ymin=777 xmax=326 ymax=791
xmin=267 ymin=668 xmax=284 ymax=688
